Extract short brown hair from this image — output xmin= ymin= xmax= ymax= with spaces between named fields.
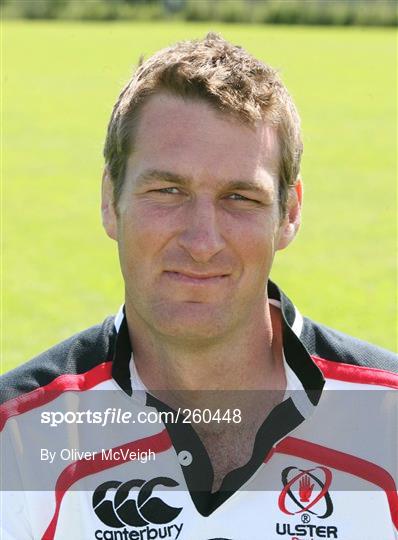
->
xmin=103 ymin=32 xmax=302 ymax=215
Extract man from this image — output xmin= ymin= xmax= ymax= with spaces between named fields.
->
xmin=1 ymin=33 xmax=397 ymax=540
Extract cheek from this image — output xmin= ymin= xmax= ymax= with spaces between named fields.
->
xmin=238 ymin=228 xmax=279 ymax=285
xmin=117 ymin=204 xmax=178 ymax=266
xmin=244 ymin=237 xmax=276 ymax=274
xmin=228 ymin=214 xmax=279 ymax=261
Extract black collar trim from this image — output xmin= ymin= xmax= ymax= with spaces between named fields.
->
xmin=111 ymin=309 xmax=132 ymax=396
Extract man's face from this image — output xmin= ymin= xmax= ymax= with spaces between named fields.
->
xmin=103 ymin=93 xmax=299 ymax=341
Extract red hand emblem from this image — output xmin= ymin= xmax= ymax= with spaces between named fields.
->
xmin=299 ymin=474 xmax=314 ymax=502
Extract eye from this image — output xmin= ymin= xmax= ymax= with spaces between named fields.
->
xmin=227 ymin=193 xmax=252 ymax=202
xmin=153 ymin=187 xmax=181 ymax=194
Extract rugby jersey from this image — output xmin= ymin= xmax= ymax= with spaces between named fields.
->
xmin=1 ymin=282 xmax=397 ymax=540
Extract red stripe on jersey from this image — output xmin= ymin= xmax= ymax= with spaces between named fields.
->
xmin=312 ymin=356 xmax=398 ymax=389
xmin=273 ymin=436 xmax=398 ymax=530
xmin=42 ymin=429 xmax=173 ymax=540
xmin=0 ymin=362 xmax=113 ymax=431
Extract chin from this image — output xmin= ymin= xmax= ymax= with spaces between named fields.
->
xmin=151 ymin=303 xmax=231 ymax=342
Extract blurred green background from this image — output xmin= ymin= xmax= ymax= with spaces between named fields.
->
xmin=1 ymin=0 xmax=397 ymax=26
xmin=2 ymin=20 xmax=397 ymax=373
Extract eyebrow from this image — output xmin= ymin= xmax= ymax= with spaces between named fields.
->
xmin=224 ymin=180 xmax=274 ymax=196
xmin=135 ymin=169 xmax=274 ymax=196
xmin=135 ymin=169 xmax=190 ymax=187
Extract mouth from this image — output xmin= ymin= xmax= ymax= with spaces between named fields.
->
xmin=164 ymin=271 xmax=229 ymax=285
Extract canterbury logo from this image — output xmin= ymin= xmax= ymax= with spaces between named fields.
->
xmin=92 ymin=477 xmax=183 ymax=528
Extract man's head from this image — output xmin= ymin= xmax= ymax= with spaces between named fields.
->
xmin=103 ymin=32 xmax=302 ymax=217
xmin=101 ymin=34 xmax=303 ymax=343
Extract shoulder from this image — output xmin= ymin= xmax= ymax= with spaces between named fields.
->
xmin=300 ymin=317 xmax=398 ymax=386
xmin=0 ymin=316 xmax=116 ymax=407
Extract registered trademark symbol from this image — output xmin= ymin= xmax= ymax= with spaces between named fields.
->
xmin=301 ymin=513 xmax=311 ymax=524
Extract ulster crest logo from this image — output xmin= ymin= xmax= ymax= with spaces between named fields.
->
xmin=278 ymin=466 xmax=334 ymax=519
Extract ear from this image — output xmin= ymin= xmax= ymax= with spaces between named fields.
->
xmin=101 ymin=167 xmax=118 ymax=241
xmin=276 ymin=178 xmax=302 ymax=251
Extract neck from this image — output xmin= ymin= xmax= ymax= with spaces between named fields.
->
xmin=125 ymin=299 xmax=286 ymax=395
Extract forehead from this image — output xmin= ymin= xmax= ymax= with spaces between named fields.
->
xmin=128 ymin=93 xmax=280 ymax=186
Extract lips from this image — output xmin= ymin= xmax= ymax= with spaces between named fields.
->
xmin=164 ymin=270 xmax=229 ymax=285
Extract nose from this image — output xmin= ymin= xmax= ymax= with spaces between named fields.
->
xmin=178 ymin=196 xmax=226 ymax=263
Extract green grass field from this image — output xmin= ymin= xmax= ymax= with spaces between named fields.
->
xmin=2 ymin=21 xmax=396 ymax=373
